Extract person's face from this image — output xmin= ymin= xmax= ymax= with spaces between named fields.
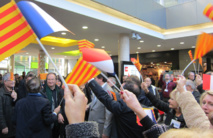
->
xmin=145 ymin=78 xmax=151 ymax=86
xmin=56 ymin=80 xmax=62 ymax=87
xmin=47 ymin=74 xmax=57 ymax=88
xmin=23 ymin=72 xmax=25 ymax=75
xmin=15 ymin=74 xmax=19 ymax=79
xmin=188 ymin=73 xmax=195 ymax=80
xmin=165 ymin=74 xmax=170 ymax=81
xmin=4 ymin=79 xmax=15 ymax=88
xmin=201 ymin=94 xmax=213 ymax=118
xmin=123 ymin=76 xmax=128 ymax=82
xmin=107 ymin=79 xmax=114 ymax=87
xmin=168 ymin=98 xmax=178 ymax=109
xmin=186 ymin=85 xmax=192 ymax=91
xmin=170 ymin=74 xmax=174 ymax=81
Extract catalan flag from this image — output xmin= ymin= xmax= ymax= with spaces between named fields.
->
xmin=0 ymin=0 xmax=37 ymax=62
xmin=10 ymin=72 xmax=14 ymax=81
xmin=199 ymin=57 xmax=202 ymax=67
xmin=203 ymin=4 xmax=213 ymax=21
xmin=131 ymin=54 xmax=142 ymax=71
xmin=65 ymin=57 xmax=101 ymax=86
xmin=194 ymin=33 xmax=213 ymax=60
xmin=78 ymin=39 xmax=94 ymax=52
xmin=188 ymin=50 xmax=196 ymax=63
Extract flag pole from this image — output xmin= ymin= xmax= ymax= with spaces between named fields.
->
xmin=198 ymin=63 xmax=200 ymax=74
xmin=115 ymin=74 xmax=124 ymax=90
xmin=193 ymin=63 xmax=197 ymax=74
xmin=101 ymin=72 xmax=121 ymax=92
xmin=181 ymin=59 xmax=196 ymax=75
xmin=36 ymin=38 xmax=73 ymax=98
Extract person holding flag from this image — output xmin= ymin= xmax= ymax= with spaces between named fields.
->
xmin=0 ymin=73 xmax=17 ymax=138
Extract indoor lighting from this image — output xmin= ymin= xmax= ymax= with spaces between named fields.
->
xmin=94 ymin=39 xmax=99 ymax=41
xmin=109 ymin=54 xmax=112 ymax=56
xmin=164 ymin=62 xmax=167 ymax=63
xmin=137 ymin=47 xmax=141 ymax=49
xmin=140 ymin=40 xmax=144 ymax=43
xmin=61 ymin=32 xmax=66 ymax=35
xmin=157 ymin=45 xmax=161 ymax=47
xmin=180 ymin=42 xmax=184 ymax=44
xmin=101 ymin=46 xmax=105 ymax=49
xmin=51 ymin=47 xmax=55 ymax=49
xmin=171 ymin=48 xmax=175 ymax=50
xmin=136 ymin=34 xmax=142 ymax=40
xmin=136 ymin=51 xmax=139 ymax=53
xmin=192 ymin=46 xmax=195 ymax=48
xmin=26 ymin=53 xmax=29 ymax=54
xmin=152 ymin=50 xmax=156 ymax=52
xmin=82 ymin=26 xmax=88 ymax=29
xmin=64 ymin=56 xmax=67 ymax=57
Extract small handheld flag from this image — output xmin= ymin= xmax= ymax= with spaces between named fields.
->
xmin=78 ymin=39 xmax=94 ymax=52
xmin=203 ymin=74 xmax=213 ymax=90
xmin=10 ymin=72 xmax=14 ymax=81
xmin=203 ymin=4 xmax=213 ymax=21
xmin=188 ymin=50 xmax=195 ymax=63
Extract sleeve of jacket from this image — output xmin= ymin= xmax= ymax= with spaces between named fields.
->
xmin=66 ymin=121 xmax=99 ymax=138
xmin=197 ymin=84 xmax=205 ymax=94
xmin=0 ymin=96 xmax=7 ymax=129
xmin=176 ymin=91 xmax=211 ymax=129
xmin=103 ymin=107 xmax=113 ymax=136
xmin=88 ymin=80 xmax=126 ymax=116
xmin=146 ymin=92 xmax=170 ymax=113
xmin=42 ymin=100 xmax=58 ymax=125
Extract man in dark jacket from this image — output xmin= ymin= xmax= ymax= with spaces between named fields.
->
xmin=42 ymin=73 xmax=64 ymax=138
xmin=13 ymin=77 xmax=60 ymax=138
xmin=0 ymin=73 xmax=17 ymax=138
xmin=88 ymin=79 xmax=144 ymax=138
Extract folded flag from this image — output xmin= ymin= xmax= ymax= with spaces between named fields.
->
xmin=203 ymin=74 xmax=213 ymax=90
xmin=81 ymin=48 xmax=114 ymax=73
xmin=40 ymin=73 xmax=48 ymax=80
xmin=194 ymin=33 xmax=213 ymax=60
xmin=78 ymin=39 xmax=94 ymax=52
xmin=65 ymin=57 xmax=101 ymax=86
xmin=188 ymin=50 xmax=196 ymax=63
xmin=203 ymin=4 xmax=213 ymax=21
xmin=17 ymin=1 xmax=69 ymax=39
xmin=131 ymin=58 xmax=142 ymax=71
xmin=0 ymin=0 xmax=37 ymax=62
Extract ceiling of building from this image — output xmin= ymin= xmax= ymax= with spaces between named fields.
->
xmin=1 ymin=0 xmax=199 ymax=60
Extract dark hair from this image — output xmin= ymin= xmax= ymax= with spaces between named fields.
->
xmin=123 ymin=80 xmax=140 ymax=97
xmin=96 ymin=74 xmax=107 ymax=83
xmin=26 ymin=71 xmax=35 ymax=79
xmin=57 ymin=78 xmax=62 ymax=88
xmin=26 ymin=77 xmax=41 ymax=93
xmin=126 ymin=75 xmax=141 ymax=88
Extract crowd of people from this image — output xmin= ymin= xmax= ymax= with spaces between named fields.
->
xmin=0 ymin=70 xmax=213 ymax=138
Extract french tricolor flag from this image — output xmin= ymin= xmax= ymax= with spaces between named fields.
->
xmin=203 ymin=74 xmax=213 ymax=90
xmin=17 ymin=1 xmax=69 ymax=39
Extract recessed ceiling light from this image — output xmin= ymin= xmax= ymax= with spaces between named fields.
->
xmin=157 ymin=45 xmax=161 ymax=47
xmin=152 ymin=50 xmax=156 ymax=52
xmin=61 ymin=32 xmax=66 ymax=35
xmin=136 ymin=51 xmax=139 ymax=53
xmin=151 ymin=62 xmax=153 ymax=64
xmin=51 ymin=47 xmax=55 ymax=49
xmin=109 ymin=54 xmax=112 ymax=56
xmin=137 ymin=47 xmax=141 ymax=49
xmin=171 ymin=48 xmax=175 ymax=50
xmin=64 ymin=56 xmax=67 ymax=58
xmin=26 ymin=53 xmax=29 ymax=54
xmin=101 ymin=46 xmax=105 ymax=49
xmin=139 ymin=40 xmax=144 ymax=43
xmin=180 ymin=42 xmax=184 ymax=44
xmin=164 ymin=62 xmax=167 ymax=63
xmin=94 ymin=39 xmax=99 ymax=41
xmin=192 ymin=46 xmax=195 ymax=48
xmin=82 ymin=26 xmax=88 ymax=29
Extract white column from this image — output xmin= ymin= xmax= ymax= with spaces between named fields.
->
xmin=38 ymin=50 xmax=46 ymax=74
xmin=118 ymin=34 xmax=130 ymax=79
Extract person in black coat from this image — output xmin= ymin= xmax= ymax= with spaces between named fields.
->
xmin=12 ymin=77 xmax=61 ymax=138
xmin=141 ymin=82 xmax=186 ymax=129
xmin=88 ymin=79 xmax=144 ymax=138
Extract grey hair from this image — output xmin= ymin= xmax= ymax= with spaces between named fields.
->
xmin=188 ymin=72 xmax=195 ymax=76
xmin=26 ymin=77 xmax=41 ymax=93
xmin=109 ymin=77 xmax=116 ymax=85
xmin=186 ymin=79 xmax=196 ymax=90
xmin=3 ymin=73 xmax=11 ymax=81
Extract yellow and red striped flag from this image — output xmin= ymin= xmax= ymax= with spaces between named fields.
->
xmin=0 ymin=0 xmax=37 ymax=62
xmin=188 ymin=50 xmax=196 ymax=63
xmin=65 ymin=57 xmax=101 ymax=86
xmin=78 ymin=39 xmax=94 ymax=52
xmin=203 ymin=4 xmax=213 ymax=20
xmin=131 ymin=54 xmax=142 ymax=71
xmin=10 ymin=72 xmax=14 ymax=81
xmin=199 ymin=57 xmax=203 ymax=67
xmin=194 ymin=33 xmax=213 ymax=60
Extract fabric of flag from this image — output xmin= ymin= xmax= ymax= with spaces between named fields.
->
xmin=194 ymin=33 xmax=213 ymax=60
xmin=17 ymin=1 xmax=69 ymax=39
xmin=136 ymin=108 xmax=157 ymax=126
xmin=203 ymin=74 xmax=213 ymax=90
xmin=10 ymin=72 xmax=14 ymax=81
xmin=81 ymin=48 xmax=114 ymax=73
xmin=0 ymin=0 xmax=37 ymax=62
xmin=199 ymin=57 xmax=202 ymax=67
xmin=188 ymin=50 xmax=196 ymax=63
xmin=203 ymin=4 xmax=213 ymax=21
xmin=78 ymin=39 xmax=94 ymax=52
xmin=65 ymin=57 xmax=101 ymax=86
xmin=131 ymin=58 xmax=142 ymax=71
xmin=40 ymin=73 xmax=48 ymax=80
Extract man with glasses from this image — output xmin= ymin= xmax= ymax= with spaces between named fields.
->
xmin=0 ymin=73 xmax=17 ymax=138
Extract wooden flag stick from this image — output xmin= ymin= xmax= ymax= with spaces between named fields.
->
xmin=181 ymin=59 xmax=196 ymax=75
xmin=115 ymin=74 xmax=124 ymax=90
xmin=36 ymin=38 xmax=73 ymax=99
xmin=101 ymin=72 xmax=121 ymax=92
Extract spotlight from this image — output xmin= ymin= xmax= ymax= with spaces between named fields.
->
xmin=132 ymin=33 xmax=136 ymax=39
xmin=136 ymin=34 xmax=141 ymax=40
